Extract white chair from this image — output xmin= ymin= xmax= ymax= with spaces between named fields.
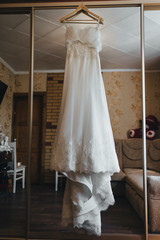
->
xmin=7 ymin=140 xmax=26 ymax=194
xmin=55 ymin=171 xmax=65 ymax=191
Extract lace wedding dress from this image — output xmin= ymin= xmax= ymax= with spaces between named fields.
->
xmin=50 ymin=25 xmax=120 ymax=236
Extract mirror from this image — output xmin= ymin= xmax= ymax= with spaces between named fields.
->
xmin=1 ymin=4 xmax=160 ymax=239
xmin=144 ymin=9 xmax=160 ymax=235
xmin=28 ymin=6 xmax=145 ymax=239
xmin=0 ymin=11 xmax=30 ymax=237
xmin=101 ymin=6 xmax=145 ymax=236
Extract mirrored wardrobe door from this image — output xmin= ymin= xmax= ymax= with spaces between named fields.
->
xmin=101 ymin=6 xmax=144 ymax=236
xmin=28 ymin=5 xmax=146 ymax=239
xmin=29 ymin=8 xmax=66 ymax=239
xmin=144 ymin=7 xmax=160 ymax=236
xmin=0 ymin=10 xmax=30 ymax=238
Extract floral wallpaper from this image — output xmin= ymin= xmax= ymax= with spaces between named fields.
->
xmin=146 ymin=72 xmax=160 ymax=119
xmin=15 ymin=73 xmax=47 ymax=92
xmin=103 ymin=71 xmax=160 ymax=139
xmin=0 ymin=62 xmax=15 ymax=140
xmin=0 ymin=63 xmax=47 ymax=141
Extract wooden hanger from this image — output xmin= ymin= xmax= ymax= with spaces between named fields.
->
xmin=60 ymin=4 xmax=104 ymax=24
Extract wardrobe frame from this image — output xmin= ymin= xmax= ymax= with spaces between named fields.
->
xmin=0 ymin=1 xmax=160 ymax=240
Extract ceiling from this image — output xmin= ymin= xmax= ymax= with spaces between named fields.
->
xmin=0 ymin=7 xmax=160 ymax=73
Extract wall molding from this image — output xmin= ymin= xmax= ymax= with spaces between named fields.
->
xmin=15 ymin=69 xmax=160 ymax=74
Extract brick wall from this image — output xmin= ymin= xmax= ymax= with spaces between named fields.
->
xmin=44 ymin=72 xmax=64 ymax=183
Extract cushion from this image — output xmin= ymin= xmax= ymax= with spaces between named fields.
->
xmin=148 ymin=139 xmax=160 ymax=172
xmin=111 ymin=170 xmax=126 ymax=181
xmin=148 ymin=176 xmax=160 ymax=232
xmin=148 ymin=176 xmax=160 ymax=198
xmin=124 ymin=168 xmax=160 ymax=198
xmin=122 ymin=139 xmax=144 ymax=169
xmin=125 ymin=182 xmax=144 ymax=221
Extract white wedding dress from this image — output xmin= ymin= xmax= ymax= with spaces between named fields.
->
xmin=51 ymin=25 xmax=120 ymax=236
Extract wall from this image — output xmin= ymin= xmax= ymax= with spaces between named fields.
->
xmin=0 ymin=62 xmax=15 ymax=140
xmin=103 ymin=71 xmax=160 ymax=139
xmin=103 ymin=72 xmax=142 ymax=139
xmin=146 ymin=72 xmax=160 ymax=118
xmin=15 ymin=73 xmax=47 ymax=93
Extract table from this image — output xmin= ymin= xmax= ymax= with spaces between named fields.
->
xmin=0 ymin=150 xmax=12 ymax=193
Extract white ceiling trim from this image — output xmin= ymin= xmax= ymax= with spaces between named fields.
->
xmin=14 ymin=69 xmax=142 ymax=74
xmin=0 ymin=57 xmax=16 ymax=74
xmin=102 ymin=69 xmax=141 ymax=72
xmin=15 ymin=69 xmax=65 ymax=74
xmin=13 ymin=69 xmax=160 ymax=74
xmin=1 ymin=56 xmax=160 ymax=75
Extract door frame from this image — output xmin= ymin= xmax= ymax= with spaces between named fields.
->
xmin=12 ymin=92 xmax=46 ymax=184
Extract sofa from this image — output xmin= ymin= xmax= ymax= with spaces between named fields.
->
xmin=112 ymin=138 xmax=160 ymax=233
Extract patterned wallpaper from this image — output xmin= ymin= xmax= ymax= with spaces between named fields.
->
xmin=103 ymin=71 xmax=160 ymax=139
xmin=0 ymin=65 xmax=47 ymax=141
xmin=0 ymin=62 xmax=15 ymax=140
xmin=146 ymin=72 xmax=160 ymax=118
xmin=15 ymin=73 xmax=47 ymax=92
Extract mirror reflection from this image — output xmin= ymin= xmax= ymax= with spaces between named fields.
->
xmin=1 ymin=5 xmax=159 ymax=239
xmin=31 ymin=7 xmax=144 ymax=238
xmin=0 ymin=12 xmax=30 ymax=237
xmin=144 ymin=9 xmax=160 ymax=235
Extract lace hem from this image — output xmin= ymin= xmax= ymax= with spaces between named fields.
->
xmin=51 ymin=136 xmax=120 ymax=174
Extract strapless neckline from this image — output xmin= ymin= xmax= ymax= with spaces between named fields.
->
xmin=65 ymin=25 xmax=102 ymax=53
xmin=66 ymin=25 xmax=99 ymax=32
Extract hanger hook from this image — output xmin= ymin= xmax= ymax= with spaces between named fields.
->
xmin=97 ymin=17 xmax=100 ymax=28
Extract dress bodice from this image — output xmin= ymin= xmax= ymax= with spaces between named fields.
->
xmin=65 ymin=26 xmax=102 ymax=52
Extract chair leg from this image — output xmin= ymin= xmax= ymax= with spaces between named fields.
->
xmin=22 ymin=169 xmax=25 ymax=189
xmin=55 ymin=171 xmax=58 ymax=192
xmin=13 ymin=175 xmax=16 ymax=194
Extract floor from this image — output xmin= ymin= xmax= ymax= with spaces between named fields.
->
xmin=0 ymin=184 xmax=144 ymax=239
